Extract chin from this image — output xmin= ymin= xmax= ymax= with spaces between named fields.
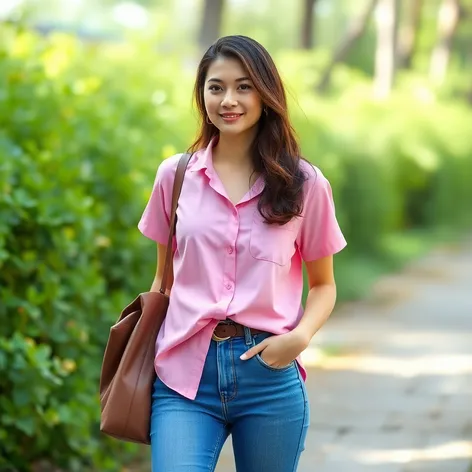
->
xmin=218 ymin=120 xmax=259 ymax=136
xmin=221 ymin=128 xmax=253 ymax=139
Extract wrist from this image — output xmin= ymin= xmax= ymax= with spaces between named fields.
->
xmin=291 ymin=327 xmax=311 ymax=350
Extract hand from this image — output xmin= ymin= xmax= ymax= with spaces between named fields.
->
xmin=240 ymin=330 xmax=309 ymax=368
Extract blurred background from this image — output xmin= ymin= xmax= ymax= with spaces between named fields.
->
xmin=0 ymin=0 xmax=471 ymax=471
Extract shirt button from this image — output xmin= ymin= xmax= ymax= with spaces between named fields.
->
xmin=226 ymin=283 xmax=232 ymax=290
xmin=228 ymin=246 xmax=234 ymax=254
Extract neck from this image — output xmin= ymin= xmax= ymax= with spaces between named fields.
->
xmin=212 ymin=130 xmax=256 ymax=168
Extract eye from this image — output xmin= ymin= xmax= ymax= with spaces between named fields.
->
xmin=208 ymin=85 xmax=221 ymax=92
xmin=239 ymin=84 xmax=252 ymax=91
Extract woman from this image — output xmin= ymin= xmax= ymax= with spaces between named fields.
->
xmin=138 ymin=35 xmax=346 ymax=472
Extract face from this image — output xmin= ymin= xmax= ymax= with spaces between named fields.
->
xmin=203 ymin=56 xmax=263 ymax=136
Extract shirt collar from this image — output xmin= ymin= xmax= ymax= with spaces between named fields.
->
xmin=188 ymin=136 xmax=218 ymax=173
xmin=188 ymin=135 xmax=265 ymax=200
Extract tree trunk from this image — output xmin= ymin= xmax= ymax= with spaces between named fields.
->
xmin=429 ymin=0 xmax=461 ymax=86
xmin=397 ymin=0 xmax=423 ymax=69
xmin=198 ymin=0 xmax=225 ymax=51
xmin=301 ymin=0 xmax=318 ymax=49
xmin=373 ymin=0 xmax=400 ymax=99
xmin=316 ymin=0 xmax=378 ymax=93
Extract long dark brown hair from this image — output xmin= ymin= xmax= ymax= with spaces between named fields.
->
xmin=188 ymin=35 xmax=307 ymax=225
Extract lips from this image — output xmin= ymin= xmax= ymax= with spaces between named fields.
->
xmin=219 ymin=113 xmax=244 ymax=123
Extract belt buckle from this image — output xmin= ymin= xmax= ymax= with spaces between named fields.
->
xmin=212 ymin=322 xmax=236 ymax=342
xmin=212 ymin=333 xmax=231 ymax=342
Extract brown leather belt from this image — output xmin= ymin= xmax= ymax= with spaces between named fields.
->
xmin=212 ymin=321 xmax=265 ymax=342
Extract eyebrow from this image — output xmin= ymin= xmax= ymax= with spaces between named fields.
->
xmin=207 ymin=77 xmax=251 ymax=83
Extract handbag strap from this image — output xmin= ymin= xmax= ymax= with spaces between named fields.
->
xmin=160 ymin=153 xmax=193 ymax=294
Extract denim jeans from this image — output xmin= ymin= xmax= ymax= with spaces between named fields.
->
xmin=150 ymin=327 xmax=310 ymax=472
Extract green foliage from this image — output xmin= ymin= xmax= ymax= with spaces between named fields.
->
xmin=286 ymin=57 xmax=472 ymax=239
xmin=0 ymin=27 xmax=168 ymax=471
xmin=0 ymin=25 xmax=471 ymax=471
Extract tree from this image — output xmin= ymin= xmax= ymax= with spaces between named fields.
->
xmin=373 ymin=0 xmax=400 ymax=98
xmin=429 ymin=0 xmax=462 ymax=86
xmin=397 ymin=0 xmax=423 ymax=69
xmin=300 ymin=0 xmax=319 ymax=49
xmin=316 ymin=0 xmax=378 ymax=93
xmin=199 ymin=0 xmax=225 ymax=51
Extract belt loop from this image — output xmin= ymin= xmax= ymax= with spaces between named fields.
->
xmin=243 ymin=326 xmax=252 ymax=346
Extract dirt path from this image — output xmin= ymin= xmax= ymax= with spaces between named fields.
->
xmin=216 ymin=238 xmax=472 ymax=471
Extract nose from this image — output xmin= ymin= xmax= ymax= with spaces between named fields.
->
xmin=221 ymin=91 xmax=238 ymax=108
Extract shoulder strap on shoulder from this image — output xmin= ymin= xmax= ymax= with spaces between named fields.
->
xmin=160 ymin=153 xmax=193 ymax=294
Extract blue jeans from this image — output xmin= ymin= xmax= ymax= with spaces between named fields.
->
xmin=150 ymin=327 xmax=310 ymax=471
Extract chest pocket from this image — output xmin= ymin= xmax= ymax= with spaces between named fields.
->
xmin=249 ymin=211 xmax=299 ymax=266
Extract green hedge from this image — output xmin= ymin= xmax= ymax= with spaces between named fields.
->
xmin=0 ymin=28 xmax=167 ymax=471
xmin=0 ymin=27 xmax=471 ymax=470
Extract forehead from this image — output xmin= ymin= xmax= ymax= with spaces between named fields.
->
xmin=205 ymin=56 xmax=249 ymax=81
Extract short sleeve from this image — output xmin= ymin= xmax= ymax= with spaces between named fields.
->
xmin=137 ymin=154 xmax=181 ymax=246
xmin=296 ymin=166 xmax=347 ymax=261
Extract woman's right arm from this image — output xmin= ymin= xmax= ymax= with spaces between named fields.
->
xmin=150 ymin=243 xmax=174 ymax=294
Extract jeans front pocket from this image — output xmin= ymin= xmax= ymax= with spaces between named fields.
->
xmin=255 ymin=353 xmax=295 ymax=372
xmin=250 ymin=333 xmax=296 ymax=372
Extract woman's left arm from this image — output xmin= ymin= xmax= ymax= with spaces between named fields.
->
xmin=241 ymin=167 xmax=345 ymax=366
xmin=240 ymin=256 xmax=337 ymax=366
xmin=291 ymin=255 xmax=337 ymax=347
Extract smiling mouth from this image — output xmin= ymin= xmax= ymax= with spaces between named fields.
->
xmin=220 ymin=113 xmax=243 ymax=122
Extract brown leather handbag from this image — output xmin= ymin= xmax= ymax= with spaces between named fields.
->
xmin=99 ymin=153 xmax=192 ymax=444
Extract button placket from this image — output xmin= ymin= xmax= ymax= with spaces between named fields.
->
xmin=224 ymin=246 xmax=235 ymax=291
xmin=222 ymin=218 xmax=238 ymax=299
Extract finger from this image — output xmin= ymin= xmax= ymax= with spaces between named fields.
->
xmin=240 ymin=342 xmax=266 ymax=360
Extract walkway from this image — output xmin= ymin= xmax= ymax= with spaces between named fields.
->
xmin=216 ymin=239 xmax=472 ymax=471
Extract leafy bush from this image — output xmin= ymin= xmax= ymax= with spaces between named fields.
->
xmin=0 ymin=26 xmax=471 ymax=471
xmin=0 ymin=28 xmax=174 ymax=471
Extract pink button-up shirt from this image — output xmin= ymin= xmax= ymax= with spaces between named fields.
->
xmin=138 ymin=139 xmax=347 ymax=399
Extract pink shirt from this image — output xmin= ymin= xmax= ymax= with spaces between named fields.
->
xmin=138 ymin=139 xmax=347 ymax=399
